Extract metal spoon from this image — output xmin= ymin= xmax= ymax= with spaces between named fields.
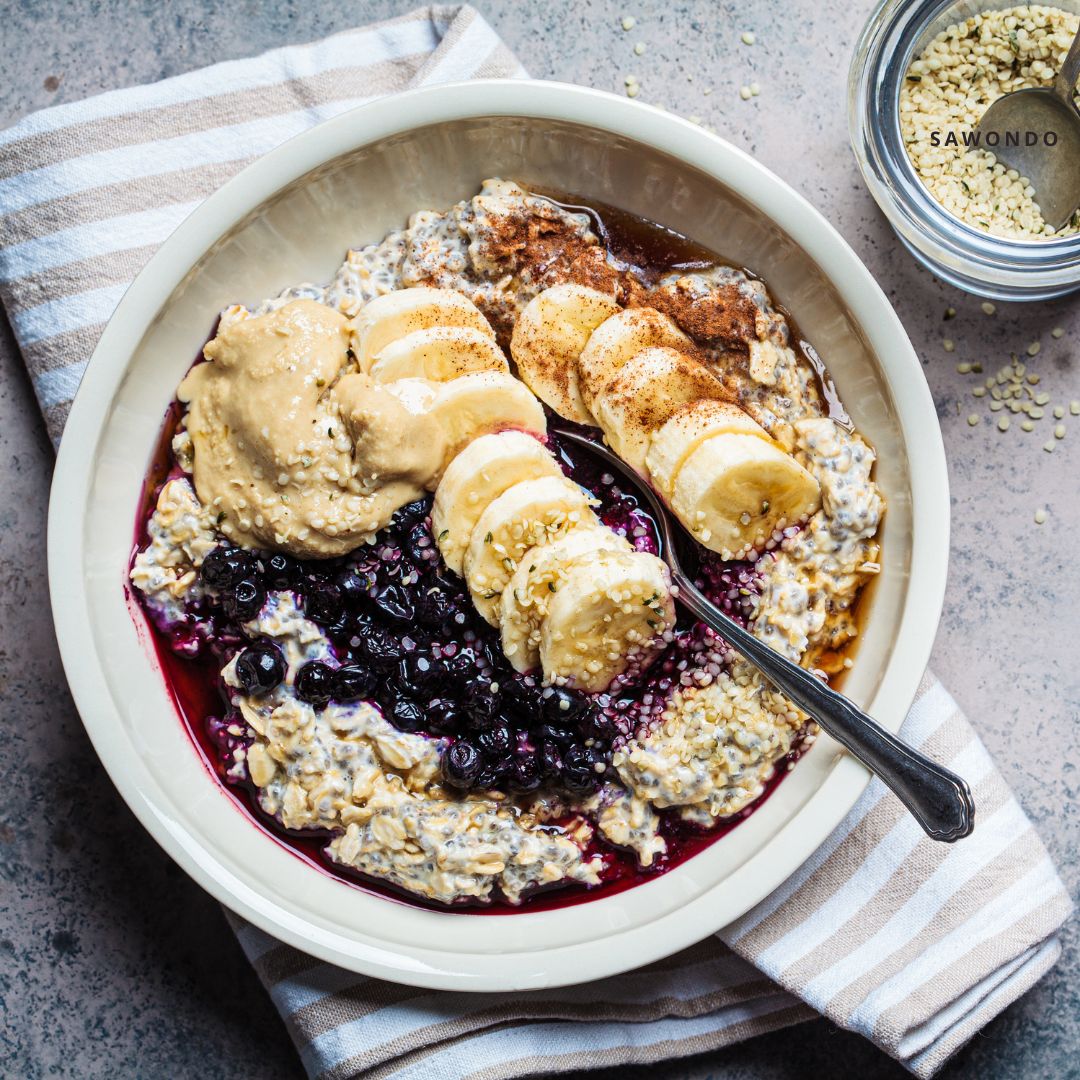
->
xmin=557 ymin=428 xmax=975 ymax=843
xmin=976 ymin=24 xmax=1080 ymax=232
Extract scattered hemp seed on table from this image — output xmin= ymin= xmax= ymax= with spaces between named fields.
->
xmin=952 ymin=322 xmax=1073 ymax=454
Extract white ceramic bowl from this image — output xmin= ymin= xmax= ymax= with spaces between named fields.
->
xmin=48 ymin=80 xmax=948 ymax=991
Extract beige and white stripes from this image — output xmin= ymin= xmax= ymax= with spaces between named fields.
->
xmin=1 ymin=8 xmax=1069 ymax=1079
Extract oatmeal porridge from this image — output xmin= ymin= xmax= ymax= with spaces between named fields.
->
xmin=130 ymin=180 xmax=884 ymax=909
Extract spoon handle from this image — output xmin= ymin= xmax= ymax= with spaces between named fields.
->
xmin=1053 ymin=24 xmax=1080 ymax=105
xmin=675 ymin=574 xmax=975 ymax=843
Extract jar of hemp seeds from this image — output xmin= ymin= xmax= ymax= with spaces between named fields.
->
xmin=849 ymin=0 xmax=1080 ymax=300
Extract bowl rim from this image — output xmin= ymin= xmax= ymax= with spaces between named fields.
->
xmin=47 ymin=78 xmax=949 ymax=990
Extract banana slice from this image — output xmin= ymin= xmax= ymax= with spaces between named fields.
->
xmin=499 ymin=526 xmax=632 ymax=673
xmin=463 ymin=475 xmax=600 ymax=625
xmin=646 ymin=398 xmax=772 ymax=499
xmin=432 ymin=431 xmax=562 ymax=576
xmin=591 ymin=347 xmax=728 ymax=472
xmin=369 ymin=326 xmax=509 ymax=383
xmin=430 ymin=371 xmax=548 ymax=476
xmin=670 ymin=433 xmax=821 ymax=557
xmin=511 ymin=284 xmax=620 ymax=424
xmin=540 ymin=549 xmax=675 ymax=693
xmin=353 ymin=287 xmax=495 ymax=371
xmin=577 ymin=306 xmax=692 ymax=410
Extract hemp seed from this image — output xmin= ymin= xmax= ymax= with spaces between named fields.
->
xmin=900 ymin=5 xmax=1080 ymax=240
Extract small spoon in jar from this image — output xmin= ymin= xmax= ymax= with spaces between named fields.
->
xmin=557 ymin=428 xmax=975 ymax=843
xmin=976 ymin=23 xmax=1080 ymax=232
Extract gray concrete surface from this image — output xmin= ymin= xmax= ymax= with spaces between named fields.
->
xmin=0 ymin=1 xmax=1076 ymax=1077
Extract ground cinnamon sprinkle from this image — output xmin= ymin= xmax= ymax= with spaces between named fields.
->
xmin=646 ymin=276 xmax=760 ymax=352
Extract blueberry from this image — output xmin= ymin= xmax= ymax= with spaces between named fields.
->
xmin=580 ymin=706 xmax=619 ymax=740
xmin=337 ymin=568 xmax=376 ymax=606
xmin=201 ymin=546 xmax=257 ymax=589
xmin=462 ymin=681 xmax=501 ymax=723
xmin=415 ymin=586 xmax=456 ymax=629
xmin=373 ymin=583 xmax=415 ymax=625
xmin=476 ymin=754 xmax=513 ymax=789
xmin=539 ymin=724 xmax=575 ymax=746
xmin=540 ymin=741 xmax=564 ymax=776
xmin=479 ymin=639 xmax=507 ymax=671
xmin=504 ymin=674 xmax=544 ymax=719
xmin=332 ymin=664 xmax=378 ymax=702
xmin=439 ymin=650 xmax=474 ymax=681
xmin=424 ymin=698 xmax=461 ymax=736
xmin=403 ymin=521 xmax=431 ymax=561
xmin=508 ymin=753 xmax=543 ymax=794
xmin=225 ymin=578 xmax=266 ymax=621
xmin=477 ymin=721 xmax=512 ymax=756
xmin=234 ymin=643 xmax=285 ymax=694
xmin=355 ymin=625 xmax=404 ymax=669
xmin=303 ymin=580 xmax=343 ymax=625
xmin=562 ymin=745 xmax=599 ymax=794
xmin=393 ymin=498 xmax=430 ymax=529
xmin=442 ymin=740 xmax=483 ymax=788
xmin=541 ymin=687 xmax=589 ymax=723
xmin=294 ymin=661 xmax=336 ymax=707
xmin=263 ymin=552 xmax=300 ymax=589
xmin=386 ymin=693 xmax=425 ymax=733
xmin=398 ymin=653 xmax=440 ymax=696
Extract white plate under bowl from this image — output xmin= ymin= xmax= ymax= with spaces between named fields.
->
xmin=48 ymin=80 xmax=948 ymax=991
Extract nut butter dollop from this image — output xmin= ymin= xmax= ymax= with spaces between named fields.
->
xmin=180 ymin=299 xmax=445 ymax=558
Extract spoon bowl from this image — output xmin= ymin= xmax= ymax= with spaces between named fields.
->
xmin=976 ymin=26 xmax=1080 ymax=232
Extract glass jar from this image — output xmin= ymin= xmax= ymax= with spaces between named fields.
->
xmin=849 ymin=0 xmax=1080 ymax=300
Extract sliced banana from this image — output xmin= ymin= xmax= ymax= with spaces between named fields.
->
xmin=591 ymin=347 xmax=727 ymax=472
xmin=646 ymin=398 xmax=772 ymax=499
xmin=499 ymin=526 xmax=631 ymax=673
xmin=577 ymin=306 xmax=692 ymax=410
xmin=670 ymin=433 xmax=821 ymax=557
xmin=352 ymin=287 xmax=495 ymax=372
xmin=540 ymin=549 xmax=675 ymax=693
xmin=511 ymin=283 xmax=620 ymax=425
xmin=463 ymin=475 xmax=600 ymax=625
xmin=369 ymin=326 xmax=509 ymax=383
xmin=430 ymin=371 xmax=547 ymax=476
xmin=432 ymin=431 xmax=562 ymax=576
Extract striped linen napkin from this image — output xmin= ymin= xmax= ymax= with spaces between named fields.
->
xmin=0 ymin=7 xmax=1070 ymax=1078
